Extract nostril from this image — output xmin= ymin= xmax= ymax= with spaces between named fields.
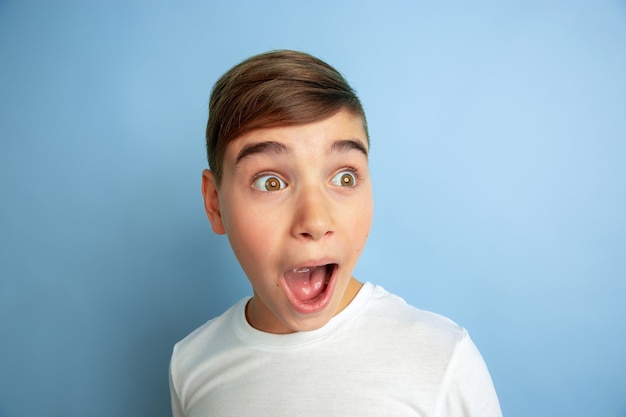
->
xmin=300 ymin=230 xmax=332 ymax=240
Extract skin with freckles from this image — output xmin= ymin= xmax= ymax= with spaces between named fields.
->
xmin=202 ymin=109 xmax=373 ymax=334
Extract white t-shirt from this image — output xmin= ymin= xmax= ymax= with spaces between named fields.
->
xmin=169 ymin=282 xmax=502 ymax=417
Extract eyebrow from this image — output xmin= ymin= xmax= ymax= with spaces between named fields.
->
xmin=235 ymin=141 xmax=291 ymax=165
xmin=330 ymin=139 xmax=369 ymax=158
xmin=234 ymin=138 xmax=368 ymax=166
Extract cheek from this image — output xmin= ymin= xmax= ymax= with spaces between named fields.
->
xmin=224 ymin=205 xmax=281 ymax=259
xmin=358 ymin=204 xmax=374 ymax=247
xmin=343 ymin=205 xmax=373 ymax=252
xmin=354 ymin=196 xmax=374 ymax=230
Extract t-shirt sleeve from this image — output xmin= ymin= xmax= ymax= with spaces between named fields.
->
xmin=169 ymin=357 xmax=184 ymax=417
xmin=434 ymin=331 xmax=502 ymax=417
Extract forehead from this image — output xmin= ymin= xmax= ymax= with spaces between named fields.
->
xmin=223 ymin=110 xmax=368 ymax=163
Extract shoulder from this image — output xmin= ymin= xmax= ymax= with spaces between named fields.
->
xmin=170 ymin=298 xmax=247 ymax=372
xmin=362 ymin=285 xmax=501 ymax=416
xmin=360 ymin=284 xmax=468 ymax=353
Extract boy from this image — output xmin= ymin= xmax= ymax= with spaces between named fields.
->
xmin=169 ymin=50 xmax=502 ymax=417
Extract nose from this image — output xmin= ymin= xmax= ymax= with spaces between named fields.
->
xmin=291 ymin=184 xmax=334 ymax=241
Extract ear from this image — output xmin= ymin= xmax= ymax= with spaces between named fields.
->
xmin=201 ymin=169 xmax=226 ymax=235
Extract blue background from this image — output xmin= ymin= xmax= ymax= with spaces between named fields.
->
xmin=1 ymin=1 xmax=625 ymax=416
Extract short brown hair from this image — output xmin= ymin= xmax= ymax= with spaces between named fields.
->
xmin=206 ymin=50 xmax=368 ymax=186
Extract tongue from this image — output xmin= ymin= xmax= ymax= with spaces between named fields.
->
xmin=284 ymin=265 xmax=327 ymax=301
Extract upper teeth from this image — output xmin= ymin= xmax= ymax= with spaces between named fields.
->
xmin=293 ymin=267 xmax=311 ymax=273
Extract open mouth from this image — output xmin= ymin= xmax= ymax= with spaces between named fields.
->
xmin=282 ymin=263 xmax=337 ymax=313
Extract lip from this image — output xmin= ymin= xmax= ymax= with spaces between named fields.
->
xmin=280 ymin=261 xmax=338 ymax=315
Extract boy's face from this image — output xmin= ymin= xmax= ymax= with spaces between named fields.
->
xmin=202 ymin=109 xmax=373 ymax=334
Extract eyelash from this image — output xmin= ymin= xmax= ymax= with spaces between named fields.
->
xmin=250 ymin=167 xmax=362 ymax=192
xmin=330 ymin=167 xmax=361 ymax=188
xmin=251 ymin=172 xmax=287 ymax=192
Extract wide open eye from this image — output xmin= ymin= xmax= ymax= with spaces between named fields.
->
xmin=330 ymin=170 xmax=357 ymax=187
xmin=252 ymin=175 xmax=287 ymax=192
